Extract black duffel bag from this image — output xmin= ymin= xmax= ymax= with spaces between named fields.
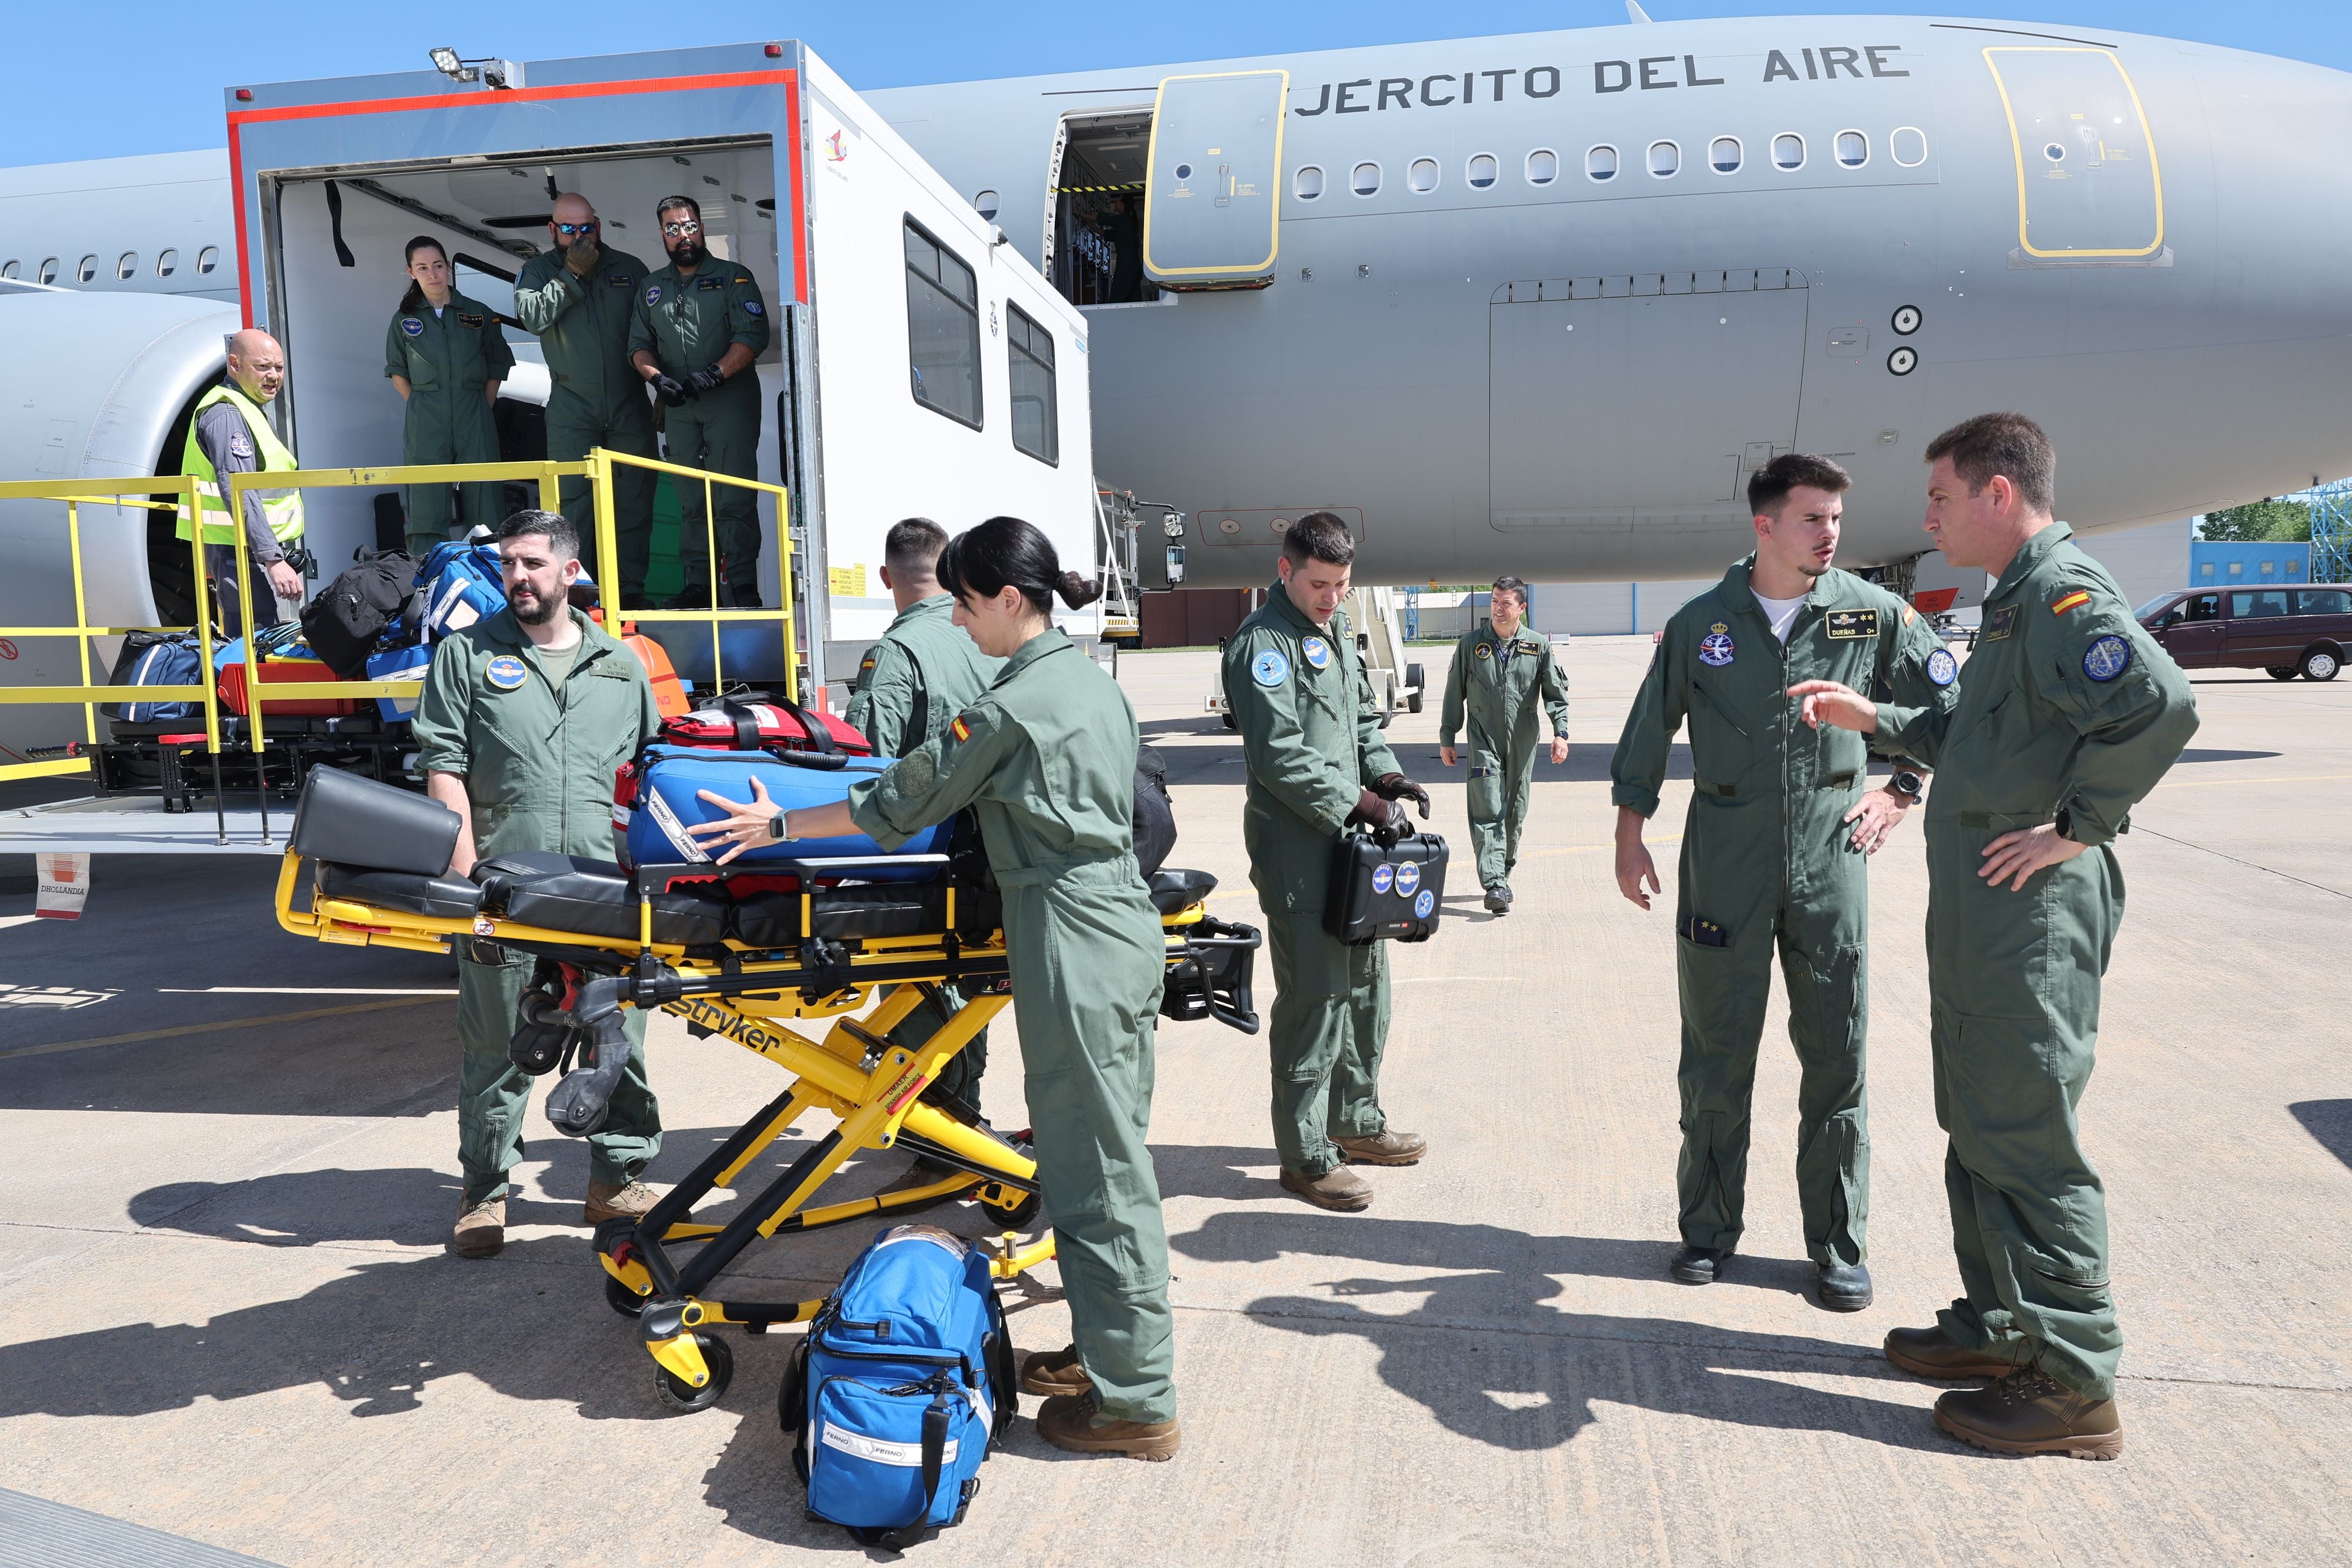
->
xmin=1133 ymin=744 xmax=1176 ymax=878
xmin=300 ymin=551 xmax=419 ymax=678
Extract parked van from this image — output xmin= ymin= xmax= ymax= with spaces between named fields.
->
xmin=2137 ymin=584 xmax=2352 ymax=681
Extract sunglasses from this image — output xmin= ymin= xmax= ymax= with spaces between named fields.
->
xmin=662 ymin=220 xmax=704 ymax=237
xmin=554 ymin=221 xmax=597 ymax=236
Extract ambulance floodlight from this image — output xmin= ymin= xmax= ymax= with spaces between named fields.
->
xmin=429 ymin=48 xmax=471 ymax=80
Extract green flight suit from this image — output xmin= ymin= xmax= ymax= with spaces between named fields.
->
xmin=850 ymin=628 xmax=1176 ymax=1426
xmin=413 ymin=606 xmax=664 ymax=1208
xmin=628 ymin=262 xmax=770 ymax=601
xmin=512 ymin=244 xmax=659 ymax=603
xmin=1877 ymin=524 xmax=2197 ymax=1401
xmin=845 ymin=592 xmax=1005 ymax=1114
xmin=1439 ymin=619 xmax=1571 ymax=891
xmin=1611 ymin=560 xmax=1956 ymax=1268
xmin=1225 ymin=585 xmax=1403 ymax=1179
xmin=386 ymin=292 xmax=514 ymax=557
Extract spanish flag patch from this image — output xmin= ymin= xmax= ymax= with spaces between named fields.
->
xmin=2052 ymin=590 xmax=2091 ymax=616
xmin=950 ymin=716 xmax=971 ymax=743
xmin=1901 ymin=605 xmax=1916 ymax=626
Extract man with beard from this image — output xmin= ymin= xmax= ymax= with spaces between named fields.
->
xmin=414 ymin=510 xmax=666 ymax=1259
xmin=628 ymin=194 xmax=771 ymax=607
xmin=511 ymin=193 xmax=659 ymax=606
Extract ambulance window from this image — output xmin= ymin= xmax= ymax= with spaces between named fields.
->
xmin=1837 ymin=130 xmax=1869 ymax=168
xmin=1710 ymin=137 xmax=1743 ymax=174
xmin=903 ymin=218 xmax=982 ymax=429
xmin=1773 ymin=133 xmax=1805 ymax=170
xmin=1466 ymin=153 xmax=1498 ymax=188
xmin=1295 ymin=165 xmax=1324 ymax=200
xmin=1351 ymin=162 xmax=1381 ymax=197
xmin=1586 ymin=145 xmax=1618 ymax=182
xmin=1892 ymin=127 xmax=1929 ymax=167
xmin=1525 ymin=149 xmax=1558 ymax=185
xmin=974 ymin=190 xmax=999 ymax=221
xmin=38 ymin=258 xmax=58 ymax=284
xmin=155 ymin=250 xmax=178 ymax=277
xmin=116 ymin=252 xmax=138 ymax=280
xmin=0 ymin=260 xmax=17 ymax=280
xmin=1408 ymin=158 xmax=1439 ymax=194
xmin=1648 ymin=141 xmax=1680 ymax=178
xmin=77 ymin=255 xmax=98 ymax=283
xmin=1006 ymin=303 xmax=1058 ymax=466
xmin=197 ymin=247 xmax=219 ymax=274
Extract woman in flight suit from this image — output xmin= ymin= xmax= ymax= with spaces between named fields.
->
xmin=386 ymin=236 xmax=514 ymax=558
xmin=689 ymin=515 xmax=1181 ymax=1462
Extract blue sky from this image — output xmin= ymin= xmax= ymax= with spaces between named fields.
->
xmin=11 ymin=1 xmax=2350 ymax=166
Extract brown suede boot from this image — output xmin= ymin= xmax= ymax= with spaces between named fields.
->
xmin=1883 ymin=1324 xmax=2017 ymax=1381
xmin=1279 ymin=1165 xmax=1373 ymax=1211
xmin=452 ymin=1198 xmax=505 ymax=1259
xmin=1035 ymin=1393 xmax=1180 ymax=1461
xmin=584 ymin=1180 xmax=659 ymax=1225
xmin=1020 ymin=1345 xmax=1093 ymax=1398
xmin=1335 ymin=1129 xmax=1426 ymax=1166
xmin=1935 ymin=1368 xmax=2123 ymax=1459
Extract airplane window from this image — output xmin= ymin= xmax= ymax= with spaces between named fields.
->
xmin=1648 ymin=141 xmax=1680 ymax=178
xmin=156 ymin=249 xmax=178 ymax=277
xmin=1466 ymin=153 xmax=1498 ymax=189
xmin=0 ymin=260 xmax=16 ymax=280
xmin=1351 ymin=162 xmax=1381 ymax=197
xmin=1891 ymin=127 xmax=1929 ymax=168
xmin=1525 ymin=149 xmax=1558 ymax=185
xmin=197 ymin=247 xmax=219 ymax=274
xmin=76 ymin=256 xmax=98 ymax=283
xmin=116 ymin=253 xmax=138 ymax=280
xmin=1773 ymin=133 xmax=1805 ymax=171
xmin=1586 ymin=145 xmax=1618 ymax=182
xmin=1005 ymin=302 xmax=1057 ymax=466
xmin=38 ymin=258 xmax=58 ymax=284
xmin=973 ymin=190 xmax=999 ymax=221
xmin=903 ymin=218 xmax=984 ymax=429
xmin=1295 ymin=165 xmax=1324 ymax=200
xmin=1409 ymin=158 xmax=1439 ymax=194
xmin=1710 ymin=137 xmax=1743 ymax=174
xmin=1837 ymin=130 xmax=1869 ymax=168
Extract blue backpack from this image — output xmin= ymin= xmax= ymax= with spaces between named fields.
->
xmin=414 ymin=541 xmax=507 ymax=639
xmin=782 ymin=1225 xmax=1017 ymax=1549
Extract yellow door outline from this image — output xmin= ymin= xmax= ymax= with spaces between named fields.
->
xmin=1984 ymin=47 xmax=2165 ymax=260
xmin=1142 ymin=69 xmax=1289 ymax=279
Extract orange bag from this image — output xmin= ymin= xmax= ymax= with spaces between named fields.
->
xmin=622 ymin=632 xmax=690 ymax=720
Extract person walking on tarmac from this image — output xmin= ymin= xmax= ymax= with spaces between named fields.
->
xmin=511 ymin=194 xmax=659 ymax=606
xmin=413 ymin=509 xmax=666 ymax=1261
xmin=1611 ymin=453 xmax=1958 ymax=1311
xmin=1791 ymin=413 xmax=2198 ymax=1459
xmin=178 ymin=328 xmax=306 ymax=639
xmin=848 ymin=517 xmax=1005 ymax=1139
xmin=386 ymin=237 xmax=513 ymax=559
xmin=629 ymin=195 xmax=770 ymax=608
xmin=1438 ymin=575 xmax=1569 ymax=914
xmin=688 ymin=516 xmax=1182 ymax=1462
xmin=1225 ymin=512 xmax=1432 ymax=1214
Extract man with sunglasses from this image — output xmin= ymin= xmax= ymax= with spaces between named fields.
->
xmin=628 ymin=194 xmax=772 ymax=609
xmin=512 ymin=194 xmax=660 ymax=606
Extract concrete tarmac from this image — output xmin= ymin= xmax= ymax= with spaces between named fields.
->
xmin=1 ymin=637 xmax=2346 ymax=1566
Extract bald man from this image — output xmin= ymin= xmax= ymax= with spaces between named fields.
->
xmin=177 ymin=329 xmax=307 ymax=639
xmin=512 ymin=194 xmax=659 ymax=606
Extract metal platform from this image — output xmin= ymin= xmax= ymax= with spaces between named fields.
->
xmin=0 ymin=793 xmax=294 ymax=855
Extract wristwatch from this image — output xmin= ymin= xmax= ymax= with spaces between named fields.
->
xmin=1890 ymin=769 xmax=1924 ymax=800
xmin=2053 ymin=806 xmax=2076 ymax=842
xmin=767 ymin=812 xmax=789 ymax=841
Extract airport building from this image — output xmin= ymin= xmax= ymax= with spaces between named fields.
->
xmin=2190 ymin=540 xmax=2312 ymax=590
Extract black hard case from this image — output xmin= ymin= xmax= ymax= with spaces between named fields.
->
xmin=1322 ymin=831 xmax=1448 ymax=945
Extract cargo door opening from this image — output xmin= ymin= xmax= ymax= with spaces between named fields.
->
xmin=1047 ymin=110 xmax=1158 ymax=307
xmin=1983 ymin=47 xmax=2168 ymax=266
xmin=1141 ymin=71 xmax=1287 ymax=292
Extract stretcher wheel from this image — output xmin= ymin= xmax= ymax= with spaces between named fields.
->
xmin=654 ymin=1334 xmax=733 ymax=1413
xmin=986 ymin=1187 xmax=1043 ymax=1229
xmin=606 ymin=1274 xmax=647 ymax=1318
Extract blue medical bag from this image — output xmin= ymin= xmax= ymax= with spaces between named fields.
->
xmin=365 ymin=642 xmax=434 ymax=721
xmin=782 ymin=1225 xmax=1015 ymax=1549
xmin=618 ymin=745 xmax=949 ymax=877
xmin=414 ymin=541 xmax=507 ymax=639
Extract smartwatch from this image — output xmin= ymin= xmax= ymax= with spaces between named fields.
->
xmin=1890 ymin=769 xmax=1924 ymax=800
xmin=2053 ymin=807 xmax=2075 ymax=842
xmin=767 ymin=812 xmax=788 ymax=841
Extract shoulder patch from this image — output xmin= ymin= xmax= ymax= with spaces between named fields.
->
xmin=1925 ymin=646 xmax=1959 ymax=687
xmin=2082 ymin=634 xmax=2132 ymax=683
xmin=1250 ymin=648 xmax=1291 ymax=688
xmin=227 ymin=432 xmax=254 ymax=460
xmin=950 ymin=714 xmax=972 ymax=743
xmin=2053 ymin=590 xmax=2092 ymax=616
xmin=1902 ymin=604 xmax=1917 ymax=626
xmin=399 ymin=316 xmax=424 ymax=337
xmin=1824 ymin=607 xmax=1880 ymax=641
xmin=742 ymin=299 xmax=764 ymax=315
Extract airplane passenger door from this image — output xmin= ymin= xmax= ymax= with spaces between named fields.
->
xmin=1984 ymin=48 xmax=2165 ymax=263
xmin=1143 ymin=71 xmax=1286 ymax=290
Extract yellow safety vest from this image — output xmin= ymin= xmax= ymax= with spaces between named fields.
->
xmin=177 ymin=383 xmax=305 ymax=547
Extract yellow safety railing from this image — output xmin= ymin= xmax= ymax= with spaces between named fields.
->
xmin=0 ymin=475 xmax=214 ymax=783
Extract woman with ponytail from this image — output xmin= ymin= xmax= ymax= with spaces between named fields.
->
xmin=689 ymin=515 xmax=1182 ymax=1460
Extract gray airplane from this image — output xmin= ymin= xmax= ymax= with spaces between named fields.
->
xmin=4 ymin=13 xmax=2348 ymax=603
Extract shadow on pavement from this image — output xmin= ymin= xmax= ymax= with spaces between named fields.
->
xmin=2290 ymin=1100 xmax=2352 ymax=1172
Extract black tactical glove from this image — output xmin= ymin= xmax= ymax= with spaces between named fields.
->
xmin=1347 ymin=787 xmax=1410 ymax=849
xmin=1370 ymin=772 xmax=1432 ymax=820
xmin=651 ymin=373 xmax=694 ymax=407
xmin=686 ymin=364 xmax=729 ymax=395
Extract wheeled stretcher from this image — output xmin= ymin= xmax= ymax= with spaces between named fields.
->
xmin=274 ymin=768 xmax=1260 ymax=1410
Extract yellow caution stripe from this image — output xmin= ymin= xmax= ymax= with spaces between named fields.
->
xmin=2052 ymin=590 xmax=2091 ymax=615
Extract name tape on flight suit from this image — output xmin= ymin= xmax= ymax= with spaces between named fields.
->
xmin=457 ymin=312 xmax=485 ymax=329
xmin=1824 ymin=608 xmax=1879 ymax=639
xmin=1984 ymin=605 xmax=2018 ymax=641
xmin=1925 ymin=647 xmax=1959 ymax=686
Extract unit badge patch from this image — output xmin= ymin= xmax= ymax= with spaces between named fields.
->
xmin=1925 ymin=647 xmax=1959 ymax=687
xmin=743 ymin=300 xmax=764 ymax=315
xmin=1414 ymin=889 xmax=1435 ymax=919
xmin=1825 ymin=608 xmax=1879 ymax=640
xmin=2082 ymin=634 xmax=2132 ymax=683
xmin=1474 ymin=642 xmax=1493 ymax=660
xmin=645 ymin=286 xmax=662 ymax=306
xmin=228 ymin=433 xmax=253 ymax=460
xmin=1985 ymin=605 xmax=2019 ymax=641
xmin=1371 ymin=863 xmax=1395 ymax=896
xmin=1301 ymin=635 xmax=1331 ymax=670
xmin=1698 ymin=623 xmax=1736 ymax=667
xmin=1250 ymin=649 xmax=1290 ymax=688
xmin=1394 ymin=861 xmax=1422 ymax=897
xmin=457 ymin=312 xmax=485 ymax=329
xmin=485 ymin=655 xmax=528 ymax=691
xmin=400 ymin=316 xmax=423 ymax=337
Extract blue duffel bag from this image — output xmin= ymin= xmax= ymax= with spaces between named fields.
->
xmin=782 ymin=1225 xmax=1017 ymax=1549
xmin=618 ymin=744 xmax=950 ymax=878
